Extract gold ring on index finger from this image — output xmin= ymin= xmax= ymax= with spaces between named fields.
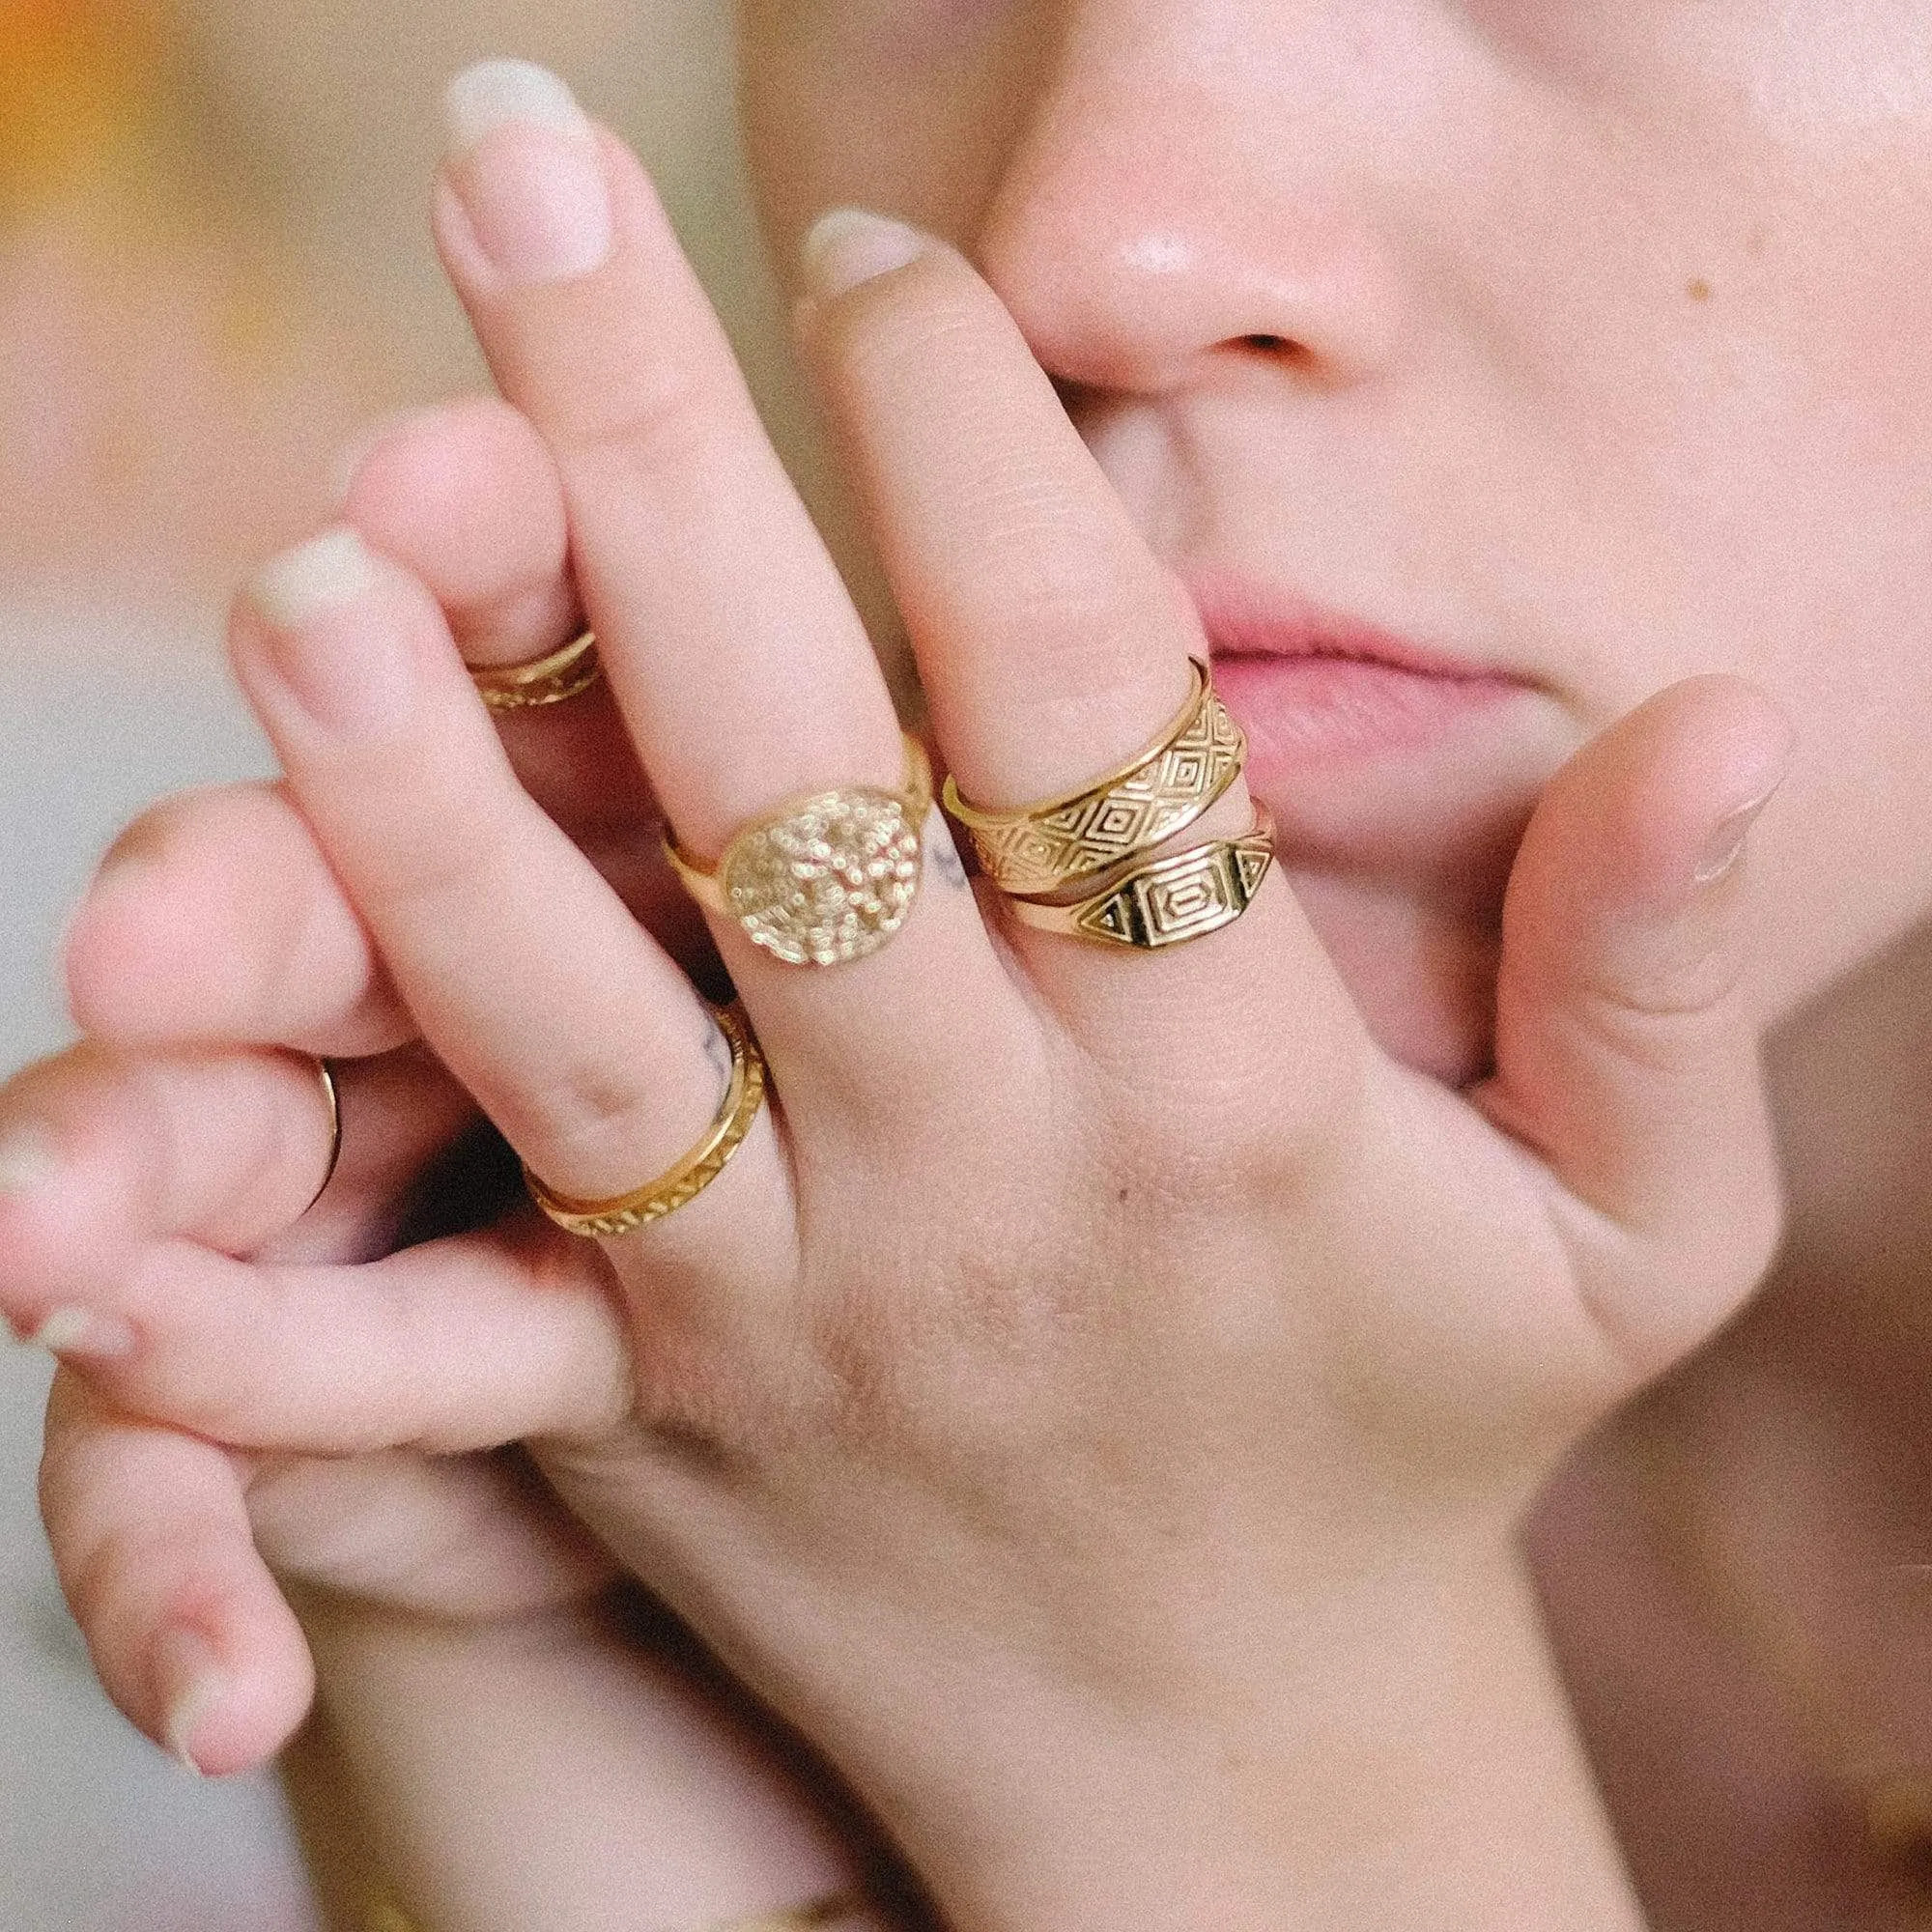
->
xmin=941 ymin=657 xmax=1245 ymax=896
xmin=665 ymin=734 xmax=933 ymax=968
xmin=468 ymin=629 xmax=604 ymax=711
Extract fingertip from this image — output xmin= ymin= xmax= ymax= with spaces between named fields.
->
xmin=151 ymin=1604 xmax=316 ymax=1779
xmin=340 ymin=395 xmax=571 ymax=621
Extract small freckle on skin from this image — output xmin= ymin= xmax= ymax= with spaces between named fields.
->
xmin=1118 ymin=1187 xmax=1129 ymax=1205
xmin=1687 ymin=277 xmax=1715 ymax=304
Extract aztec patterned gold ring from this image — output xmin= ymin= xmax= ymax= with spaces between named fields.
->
xmin=1001 ymin=805 xmax=1277 ymax=951
xmin=467 ymin=629 xmax=604 ymax=712
xmin=525 ymin=1004 xmax=768 ymax=1239
xmin=941 ymin=657 xmax=1245 ymax=896
xmin=666 ymin=734 xmax=933 ymax=968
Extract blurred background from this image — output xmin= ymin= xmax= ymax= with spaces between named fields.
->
xmin=0 ymin=5 xmax=788 ymax=1923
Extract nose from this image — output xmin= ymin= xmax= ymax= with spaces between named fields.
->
xmin=971 ymin=9 xmax=1408 ymax=397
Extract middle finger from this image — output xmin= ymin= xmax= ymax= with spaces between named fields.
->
xmin=431 ymin=64 xmax=1021 ymax=1101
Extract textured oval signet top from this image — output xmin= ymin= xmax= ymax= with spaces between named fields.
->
xmin=668 ymin=734 xmax=934 ymax=967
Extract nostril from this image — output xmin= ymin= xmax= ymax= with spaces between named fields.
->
xmin=1238 ymin=332 xmax=1298 ymax=359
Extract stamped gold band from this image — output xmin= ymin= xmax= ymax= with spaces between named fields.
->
xmin=525 ymin=1004 xmax=768 ymax=1239
xmin=1002 ymin=806 xmax=1276 ymax=951
xmin=666 ymin=735 xmax=934 ymax=968
xmin=365 ymin=1890 xmax=860 ymax=1932
xmin=941 ymin=658 xmax=1245 ymax=896
xmin=468 ymin=629 xmax=604 ymax=712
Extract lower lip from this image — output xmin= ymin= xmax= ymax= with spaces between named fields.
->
xmin=1209 ymin=652 xmax=1527 ymax=772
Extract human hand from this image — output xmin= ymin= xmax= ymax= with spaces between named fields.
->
xmin=8 ymin=65 xmax=1794 ymax=1929
xmin=6 ymin=391 xmax=897 ymax=1924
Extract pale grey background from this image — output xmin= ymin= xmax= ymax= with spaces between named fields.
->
xmin=0 ymin=611 xmax=320 ymax=1932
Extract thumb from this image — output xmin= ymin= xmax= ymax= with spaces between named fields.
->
xmin=1470 ymin=673 xmax=1795 ymax=1373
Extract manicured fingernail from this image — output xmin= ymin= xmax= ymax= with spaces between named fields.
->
xmin=442 ymin=61 xmax=612 ymax=285
xmin=1693 ymin=782 xmax=1782 ymax=886
xmin=801 ymin=209 xmax=928 ymax=300
xmin=248 ymin=529 xmax=412 ymax=737
xmin=0 ymin=1125 xmax=58 ymax=1194
xmin=156 ymin=1628 xmax=227 ymax=1776
xmin=23 ymin=1307 xmax=138 ymax=1359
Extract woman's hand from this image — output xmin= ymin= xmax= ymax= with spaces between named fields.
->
xmin=8 ymin=68 xmax=1794 ymax=1930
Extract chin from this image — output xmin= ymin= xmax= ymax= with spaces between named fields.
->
xmin=1287 ymin=867 xmax=1501 ymax=1089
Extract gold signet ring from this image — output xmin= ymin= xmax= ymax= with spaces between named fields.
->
xmin=1001 ymin=805 xmax=1277 ymax=951
xmin=665 ymin=735 xmax=933 ymax=968
xmin=468 ymin=630 xmax=603 ymax=712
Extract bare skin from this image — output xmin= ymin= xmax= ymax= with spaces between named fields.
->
xmin=10 ymin=4 xmax=1932 ymax=1925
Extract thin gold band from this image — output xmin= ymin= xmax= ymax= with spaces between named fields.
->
xmin=468 ymin=629 xmax=604 ymax=711
xmin=525 ymin=1005 xmax=768 ymax=1239
xmin=298 ymin=1057 xmax=343 ymax=1218
xmin=364 ymin=1890 xmax=861 ymax=1932
xmin=708 ymin=1894 xmax=867 ymax=1932
xmin=1002 ymin=806 xmax=1277 ymax=950
xmin=666 ymin=735 xmax=934 ymax=967
xmin=941 ymin=658 xmax=1246 ymax=896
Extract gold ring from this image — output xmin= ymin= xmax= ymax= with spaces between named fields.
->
xmin=941 ymin=658 xmax=1245 ymax=896
xmin=364 ymin=1889 xmax=862 ymax=1932
xmin=665 ymin=735 xmax=933 ymax=968
xmin=526 ymin=1005 xmax=768 ymax=1238
xmin=1001 ymin=805 xmax=1276 ymax=950
xmin=298 ymin=1056 xmax=343 ymax=1218
xmin=468 ymin=630 xmax=603 ymax=712
xmin=709 ymin=1894 xmax=867 ymax=1932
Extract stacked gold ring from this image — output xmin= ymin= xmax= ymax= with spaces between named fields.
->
xmin=941 ymin=658 xmax=1243 ymax=897
xmin=667 ymin=734 xmax=934 ymax=967
xmin=526 ymin=1004 xmax=768 ymax=1239
xmin=468 ymin=629 xmax=604 ymax=712
xmin=942 ymin=658 xmax=1272 ymax=952
xmin=1001 ymin=806 xmax=1276 ymax=950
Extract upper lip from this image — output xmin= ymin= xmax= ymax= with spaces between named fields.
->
xmin=1183 ymin=572 xmax=1534 ymax=688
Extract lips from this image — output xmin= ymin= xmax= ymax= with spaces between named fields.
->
xmin=1188 ymin=577 xmax=1537 ymax=780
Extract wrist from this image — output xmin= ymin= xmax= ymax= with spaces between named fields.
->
xmin=831 ymin=1541 xmax=1641 ymax=1932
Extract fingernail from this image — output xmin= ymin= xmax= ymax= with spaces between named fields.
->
xmin=155 ymin=1628 xmax=227 ymax=1776
xmin=22 ymin=1307 xmax=138 ymax=1360
xmin=1693 ymin=782 xmax=1782 ymax=886
xmin=248 ymin=528 xmax=412 ymax=737
xmin=0 ymin=1124 xmax=58 ymax=1194
xmin=801 ymin=209 xmax=928 ymax=300
xmin=442 ymin=61 xmax=612 ymax=285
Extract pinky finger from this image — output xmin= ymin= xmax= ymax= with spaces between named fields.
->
xmin=39 ymin=1369 xmax=313 ymax=1776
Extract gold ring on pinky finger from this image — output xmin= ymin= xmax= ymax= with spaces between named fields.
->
xmin=1002 ymin=806 xmax=1277 ymax=951
xmin=467 ymin=629 xmax=604 ymax=712
xmin=525 ymin=1004 xmax=769 ymax=1239
xmin=707 ymin=1894 xmax=869 ymax=1932
xmin=941 ymin=657 xmax=1246 ymax=896
xmin=665 ymin=735 xmax=933 ymax=968
xmin=363 ymin=1888 xmax=867 ymax=1932
xmin=298 ymin=1056 xmax=344 ymax=1218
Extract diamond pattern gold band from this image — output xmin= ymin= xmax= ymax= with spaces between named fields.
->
xmin=666 ymin=736 xmax=933 ymax=968
xmin=1001 ymin=807 xmax=1276 ymax=950
xmin=469 ymin=629 xmax=604 ymax=712
xmin=525 ymin=1004 xmax=768 ymax=1238
xmin=941 ymin=659 xmax=1245 ymax=896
